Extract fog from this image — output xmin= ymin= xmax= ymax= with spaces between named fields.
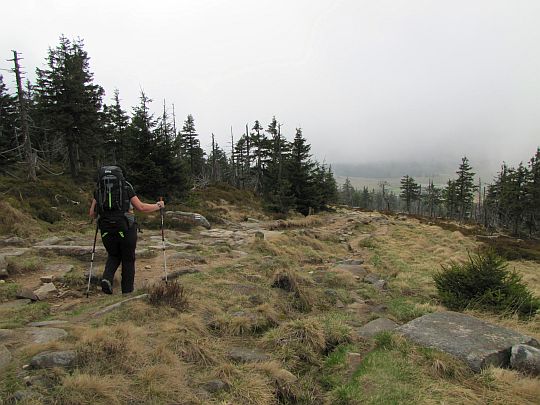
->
xmin=2 ymin=0 xmax=539 ymax=171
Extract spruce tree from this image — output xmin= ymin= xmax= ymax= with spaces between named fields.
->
xmin=288 ymin=128 xmax=315 ymax=215
xmin=179 ymin=114 xmax=204 ymax=177
xmin=454 ymin=157 xmax=477 ymax=221
xmin=35 ymin=36 xmax=105 ymax=178
xmin=0 ymin=75 xmax=18 ymax=168
xmin=400 ymin=175 xmax=420 ymax=213
xmin=103 ymin=89 xmax=129 ymax=165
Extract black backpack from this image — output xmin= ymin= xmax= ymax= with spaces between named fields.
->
xmin=96 ymin=166 xmax=131 ymax=235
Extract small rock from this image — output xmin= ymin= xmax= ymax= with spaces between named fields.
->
xmin=229 ymin=347 xmax=269 ymax=363
xmin=16 ymin=288 xmax=38 ymax=301
xmin=30 ymin=350 xmax=76 ymax=369
xmin=0 ymin=278 xmax=6 ymax=283
xmin=0 ymin=344 xmax=12 ymax=370
xmin=0 ymin=269 xmax=8 ymax=280
xmin=40 ymin=275 xmax=55 ymax=283
xmin=11 ymin=390 xmax=39 ymax=402
xmin=336 ymin=300 xmax=345 ymax=309
xmin=357 ymin=318 xmax=399 ymax=338
xmin=510 ymin=344 xmax=540 ymax=375
xmin=202 ymin=379 xmax=227 ymax=393
xmin=33 ymin=282 xmax=57 ymax=300
xmin=144 ymin=265 xmax=152 ymax=269
xmin=345 ymin=352 xmax=364 ymax=375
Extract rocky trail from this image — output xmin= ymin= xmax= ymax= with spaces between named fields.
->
xmin=1 ymin=209 xmax=539 ymax=404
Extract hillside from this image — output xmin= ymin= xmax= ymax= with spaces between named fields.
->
xmin=0 ymin=184 xmax=539 ymax=404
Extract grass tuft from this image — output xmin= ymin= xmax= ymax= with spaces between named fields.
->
xmin=146 ymin=280 xmax=189 ymax=311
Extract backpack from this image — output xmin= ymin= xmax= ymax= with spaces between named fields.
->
xmin=96 ymin=166 xmax=131 ymax=235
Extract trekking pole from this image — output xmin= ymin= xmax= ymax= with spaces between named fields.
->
xmin=86 ymin=222 xmax=99 ymax=298
xmin=159 ymin=197 xmax=168 ymax=283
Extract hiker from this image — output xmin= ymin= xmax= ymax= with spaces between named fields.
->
xmin=89 ymin=166 xmax=165 ymax=294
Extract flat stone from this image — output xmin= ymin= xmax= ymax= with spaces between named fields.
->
xmin=40 ymin=275 xmax=55 ymax=283
xmin=0 ymin=236 xmax=27 ymax=247
xmin=339 ymin=259 xmax=364 ymax=265
xmin=33 ymin=245 xmax=106 ymax=260
xmin=35 ymin=236 xmax=64 ymax=246
xmin=44 ymin=263 xmax=75 ymax=276
xmin=168 ymin=252 xmax=207 ymax=264
xmin=27 ymin=320 xmax=69 ymax=327
xmin=24 ymin=327 xmax=67 ymax=344
xmin=93 ymin=294 xmax=148 ymax=317
xmin=510 ymin=344 xmax=540 ymax=375
xmin=33 ymin=282 xmax=57 ymax=300
xmin=30 ymin=350 xmax=76 ymax=369
xmin=16 ymin=288 xmax=39 ymax=301
xmin=162 ymin=268 xmax=200 ymax=280
xmin=332 ymin=264 xmax=368 ymax=278
xmin=0 ymin=248 xmax=29 ymax=257
xmin=229 ymin=347 xmax=269 ymax=363
xmin=357 ymin=318 xmax=399 ymax=338
xmin=397 ymin=311 xmax=540 ymax=372
xmin=0 ymin=344 xmax=11 ymax=370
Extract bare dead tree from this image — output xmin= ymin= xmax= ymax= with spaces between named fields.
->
xmin=10 ymin=50 xmax=36 ymax=181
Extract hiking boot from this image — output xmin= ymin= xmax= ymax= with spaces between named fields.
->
xmin=100 ymin=279 xmax=113 ymax=294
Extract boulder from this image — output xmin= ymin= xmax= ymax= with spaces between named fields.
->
xmin=229 ymin=347 xmax=269 ymax=363
xmin=397 ymin=311 xmax=539 ymax=372
xmin=0 ymin=344 xmax=11 ymax=370
xmin=357 ymin=318 xmax=399 ymax=338
xmin=33 ymin=282 xmax=57 ymax=300
xmin=510 ymin=344 xmax=540 ymax=375
xmin=16 ymin=288 xmax=39 ymax=301
xmin=24 ymin=327 xmax=67 ymax=344
xmin=30 ymin=350 xmax=76 ymax=369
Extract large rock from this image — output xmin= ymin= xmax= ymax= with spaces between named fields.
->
xmin=33 ymin=283 xmax=57 ymax=300
xmin=0 ymin=236 xmax=27 ymax=247
xmin=397 ymin=311 xmax=540 ymax=372
xmin=30 ymin=350 xmax=76 ymax=369
xmin=229 ymin=347 xmax=269 ymax=363
xmin=510 ymin=344 xmax=540 ymax=375
xmin=357 ymin=318 xmax=399 ymax=338
xmin=16 ymin=288 xmax=39 ymax=301
xmin=24 ymin=327 xmax=67 ymax=344
xmin=0 ymin=344 xmax=11 ymax=370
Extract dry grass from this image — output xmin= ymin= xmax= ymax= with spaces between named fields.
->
xmin=272 ymin=269 xmax=316 ymax=312
xmin=54 ymin=373 xmax=132 ymax=405
xmin=0 ymin=200 xmax=41 ymax=237
xmin=269 ymin=215 xmax=325 ymax=230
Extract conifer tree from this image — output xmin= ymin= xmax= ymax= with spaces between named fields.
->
xmin=288 ymin=128 xmax=315 ymax=215
xmin=103 ymin=89 xmax=129 ymax=165
xmin=35 ymin=36 xmax=105 ymax=178
xmin=0 ymin=75 xmax=18 ymax=168
xmin=454 ymin=157 xmax=477 ymax=221
xmin=179 ymin=114 xmax=204 ymax=177
xmin=400 ymin=175 xmax=420 ymax=213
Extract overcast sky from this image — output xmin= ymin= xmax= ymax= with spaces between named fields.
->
xmin=2 ymin=0 xmax=539 ymax=171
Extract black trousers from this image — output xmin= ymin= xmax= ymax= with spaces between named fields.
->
xmin=101 ymin=226 xmax=137 ymax=294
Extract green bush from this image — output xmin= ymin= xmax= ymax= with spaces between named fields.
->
xmin=434 ymin=250 xmax=539 ymax=318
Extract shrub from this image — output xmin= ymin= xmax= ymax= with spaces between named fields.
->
xmin=146 ymin=281 xmax=189 ymax=311
xmin=433 ymin=250 xmax=539 ymax=318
